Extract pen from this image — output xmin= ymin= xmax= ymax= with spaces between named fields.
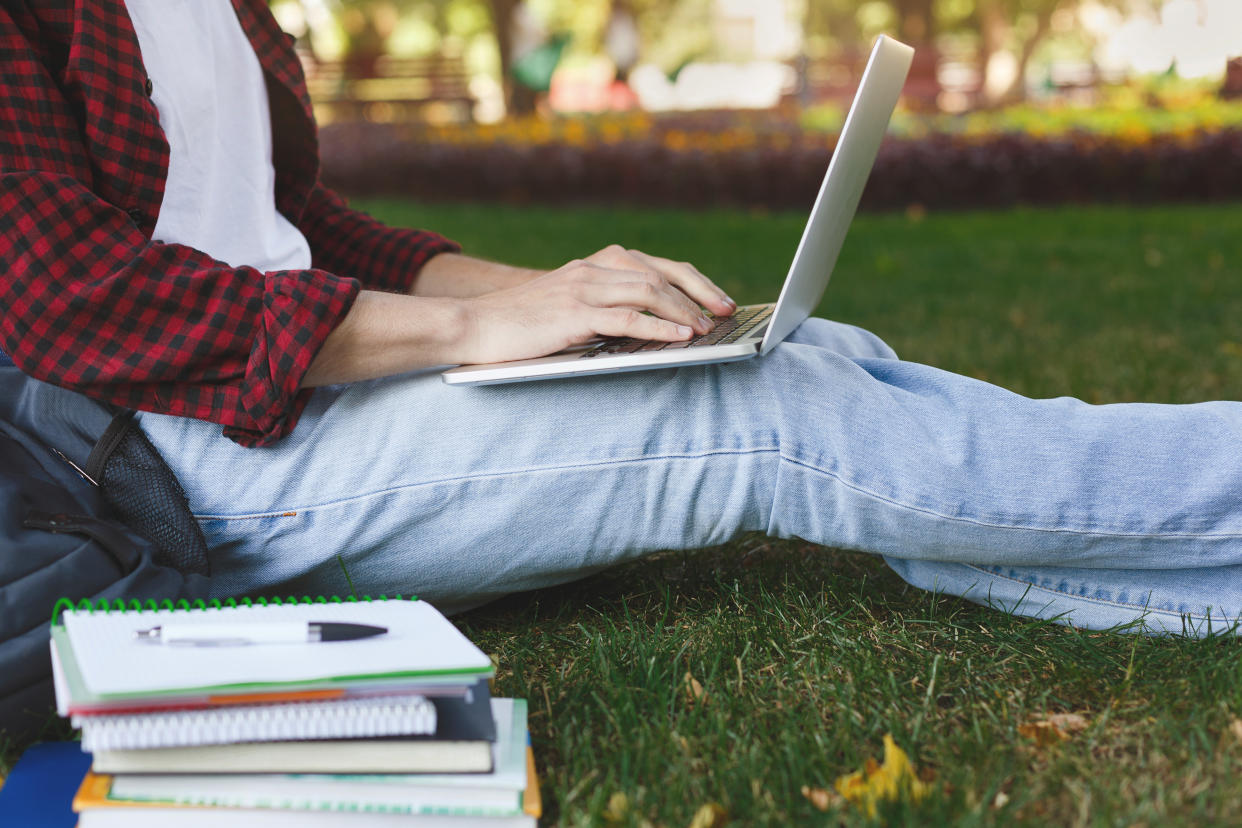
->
xmin=133 ymin=622 xmax=388 ymax=646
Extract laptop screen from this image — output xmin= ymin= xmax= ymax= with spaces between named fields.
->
xmin=759 ymin=35 xmax=914 ymax=355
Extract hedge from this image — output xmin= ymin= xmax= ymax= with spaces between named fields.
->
xmin=319 ymin=121 xmax=1242 ymax=212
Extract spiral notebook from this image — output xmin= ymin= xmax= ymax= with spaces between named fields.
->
xmin=77 ymin=694 xmax=438 ymax=752
xmin=51 ymin=596 xmax=493 ymax=715
xmin=89 ymin=681 xmax=497 ymax=774
xmin=84 ymin=699 xmax=529 ymax=815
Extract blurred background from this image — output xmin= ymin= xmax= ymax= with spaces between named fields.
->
xmin=273 ymin=0 xmax=1242 ymax=211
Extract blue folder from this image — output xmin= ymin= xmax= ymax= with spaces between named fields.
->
xmin=0 ymin=742 xmax=92 ymax=827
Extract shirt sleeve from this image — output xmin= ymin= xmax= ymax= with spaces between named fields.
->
xmin=297 ymin=183 xmax=461 ymax=295
xmin=0 ymin=170 xmax=359 ymax=447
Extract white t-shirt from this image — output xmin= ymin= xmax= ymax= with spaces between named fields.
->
xmin=125 ymin=0 xmax=312 ymax=272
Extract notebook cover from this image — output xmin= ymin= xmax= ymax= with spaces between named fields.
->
xmin=54 ymin=597 xmax=492 ymax=702
xmin=0 ymin=741 xmax=92 ymax=828
xmin=431 ymin=678 xmax=497 ymax=741
xmin=523 ymin=745 xmax=542 ymax=819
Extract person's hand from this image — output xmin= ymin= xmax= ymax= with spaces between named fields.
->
xmin=457 ymin=245 xmax=736 ymax=365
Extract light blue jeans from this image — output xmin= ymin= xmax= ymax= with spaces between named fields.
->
xmin=136 ymin=318 xmax=1242 ymax=635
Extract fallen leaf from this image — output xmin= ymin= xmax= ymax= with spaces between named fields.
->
xmin=992 ymin=790 xmax=1010 ymax=809
xmin=801 ymin=785 xmax=839 ymax=812
xmin=834 ymin=734 xmax=931 ymax=817
xmin=1230 ymin=718 xmax=1242 ymax=743
xmin=684 ymin=671 xmax=707 ymax=705
xmin=1019 ymin=712 xmax=1090 ymax=746
xmin=603 ymin=792 xmax=629 ymax=824
xmin=1017 ymin=721 xmax=1064 ymax=746
xmin=687 ymin=802 xmax=728 ymax=828
xmin=1045 ymin=713 xmax=1088 ymax=733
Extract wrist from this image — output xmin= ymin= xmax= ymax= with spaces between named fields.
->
xmin=439 ymin=296 xmax=478 ymax=364
xmin=304 ymin=292 xmax=474 ymax=386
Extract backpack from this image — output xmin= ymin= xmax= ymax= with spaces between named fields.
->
xmin=0 ymin=361 xmax=212 ymax=739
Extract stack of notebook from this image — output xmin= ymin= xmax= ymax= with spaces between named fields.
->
xmin=47 ymin=596 xmax=540 ymax=826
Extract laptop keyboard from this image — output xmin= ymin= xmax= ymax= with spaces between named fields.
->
xmin=580 ymin=304 xmax=774 ymax=359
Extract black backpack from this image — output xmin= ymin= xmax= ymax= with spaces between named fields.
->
xmin=0 ymin=360 xmax=212 ymax=739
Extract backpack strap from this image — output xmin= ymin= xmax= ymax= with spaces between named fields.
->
xmin=84 ymin=409 xmax=138 ymax=483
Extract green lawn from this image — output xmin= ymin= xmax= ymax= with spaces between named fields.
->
xmin=359 ymin=200 xmax=1242 ymax=826
xmin=8 ymin=201 xmax=1242 ymax=825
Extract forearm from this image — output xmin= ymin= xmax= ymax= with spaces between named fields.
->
xmin=302 ymin=290 xmax=470 ymax=386
xmin=305 ymin=245 xmax=737 ymax=388
xmin=410 ymin=252 xmax=541 ymax=298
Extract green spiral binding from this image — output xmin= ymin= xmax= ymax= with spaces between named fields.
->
xmin=50 ymin=592 xmax=418 ymax=625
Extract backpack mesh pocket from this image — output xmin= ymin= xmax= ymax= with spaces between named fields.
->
xmin=86 ymin=411 xmax=211 ymax=576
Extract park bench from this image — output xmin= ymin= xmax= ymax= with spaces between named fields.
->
xmin=304 ymin=54 xmax=475 ymax=125
xmin=796 ymin=46 xmax=941 ymax=110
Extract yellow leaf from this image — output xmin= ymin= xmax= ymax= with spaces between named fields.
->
xmin=687 ymin=802 xmax=728 ymax=828
xmin=834 ymin=734 xmax=931 ymax=818
xmin=1230 ymin=718 xmax=1242 ymax=743
xmin=603 ymin=792 xmax=629 ymax=824
xmin=684 ymin=671 xmax=707 ymax=706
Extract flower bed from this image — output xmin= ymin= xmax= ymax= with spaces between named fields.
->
xmin=319 ymin=112 xmax=1242 ymax=211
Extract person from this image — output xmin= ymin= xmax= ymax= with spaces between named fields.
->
xmin=4 ymin=0 xmax=1242 ymax=637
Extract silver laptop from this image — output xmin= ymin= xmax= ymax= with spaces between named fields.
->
xmin=442 ymin=35 xmax=914 ymax=386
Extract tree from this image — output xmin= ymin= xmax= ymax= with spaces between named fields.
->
xmin=481 ymin=0 xmax=526 ymax=112
xmin=974 ymin=0 xmax=1061 ymax=105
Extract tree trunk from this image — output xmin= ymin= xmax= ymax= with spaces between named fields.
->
xmin=978 ymin=0 xmax=1057 ymax=106
xmin=1001 ymin=7 xmax=1054 ymax=104
xmin=485 ymin=0 xmax=537 ymax=117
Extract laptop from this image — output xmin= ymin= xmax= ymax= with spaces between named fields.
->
xmin=442 ymin=35 xmax=914 ymax=386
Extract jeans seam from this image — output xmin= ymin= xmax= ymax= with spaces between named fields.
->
xmin=780 ymin=454 xmax=1242 ymax=540
xmin=192 ymin=446 xmax=783 ymax=519
xmin=960 ymin=562 xmax=1237 ymax=623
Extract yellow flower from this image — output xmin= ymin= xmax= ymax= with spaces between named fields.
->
xmin=664 ymin=130 xmax=691 ymax=151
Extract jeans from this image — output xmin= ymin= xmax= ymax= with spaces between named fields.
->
xmin=134 ymin=318 xmax=1242 ymax=635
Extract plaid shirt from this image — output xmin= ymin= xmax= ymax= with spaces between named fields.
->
xmin=0 ymin=0 xmax=459 ymax=446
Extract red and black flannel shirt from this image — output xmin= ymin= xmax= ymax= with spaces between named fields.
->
xmin=0 ymin=0 xmax=460 ymax=446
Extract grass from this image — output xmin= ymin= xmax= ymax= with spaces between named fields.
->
xmin=361 ymin=199 xmax=1242 ymax=826
xmin=7 ymin=200 xmax=1242 ymax=825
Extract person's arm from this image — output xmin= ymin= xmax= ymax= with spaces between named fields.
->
xmin=296 ymin=185 xmax=545 ymax=300
xmin=407 ymin=252 xmax=541 ymax=298
xmin=303 ymin=245 xmax=737 ymax=386
xmin=0 ymin=169 xmax=360 ymax=448
xmin=0 ymin=8 xmax=366 ymax=447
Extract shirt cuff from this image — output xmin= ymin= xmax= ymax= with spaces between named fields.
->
xmin=223 ymin=268 xmax=359 ymax=446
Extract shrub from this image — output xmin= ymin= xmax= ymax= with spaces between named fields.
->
xmin=319 ymin=115 xmax=1242 ymax=211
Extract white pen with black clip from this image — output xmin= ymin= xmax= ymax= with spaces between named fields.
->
xmin=133 ymin=622 xmax=388 ymax=646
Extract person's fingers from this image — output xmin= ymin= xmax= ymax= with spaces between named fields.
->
xmin=590 ymin=307 xmax=694 ymax=342
xmin=567 ymin=259 xmax=710 ymax=333
xmin=587 ymin=245 xmax=735 ymax=317
xmin=580 ymin=279 xmax=711 ymax=334
xmin=627 ymin=249 xmax=735 ymax=317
